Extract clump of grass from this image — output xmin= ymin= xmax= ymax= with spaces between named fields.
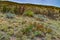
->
xmin=0 ymin=24 xmax=8 ymax=32
xmin=7 ymin=29 xmax=14 ymax=36
xmin=0 ymin=32 xmax=10 ymax=40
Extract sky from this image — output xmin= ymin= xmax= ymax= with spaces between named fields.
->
xmin=9 ymin=0 xmax=60 ymax=7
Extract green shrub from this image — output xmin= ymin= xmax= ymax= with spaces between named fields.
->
xmin=33 ymin=31 xmax=41 ymax=36
xmin=24 ymin=10 xmax=34 ymax=17
xmin=22 ymin=24 xmax=34 ymax=34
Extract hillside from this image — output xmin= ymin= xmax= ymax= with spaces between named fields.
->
xmin=0 ymin=1 xmax=60 ymax=20
xmin=0 ymin=1 xmax=60 ymax=40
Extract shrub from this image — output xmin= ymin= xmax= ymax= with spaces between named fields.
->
xmin=5 ymin=13 xmax=16 ymax=19
xmin=13 ymin=6 xmax=18 ymax=14
xmin=2 ymin=6 xmax=10 ymax=13
xmin=24 ymin=10 xmax=34 ymax=17
xmin=2 ymin=6 xmax=6 ymax=13
xmin=33 ymin=31 xmax=41 ymax=36
xmin=22 ymin=24 xmax=34 ymax=34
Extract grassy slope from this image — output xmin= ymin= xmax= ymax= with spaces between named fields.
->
xmin=0 ymin=1 xmax=60 ymax=40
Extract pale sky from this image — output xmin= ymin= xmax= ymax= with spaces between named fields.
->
xmin=9 ymin=0 xmax=60 ymax=7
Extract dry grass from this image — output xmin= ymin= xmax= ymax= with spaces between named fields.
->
xmin=0 ymin=12 xmax=60 ymax=40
